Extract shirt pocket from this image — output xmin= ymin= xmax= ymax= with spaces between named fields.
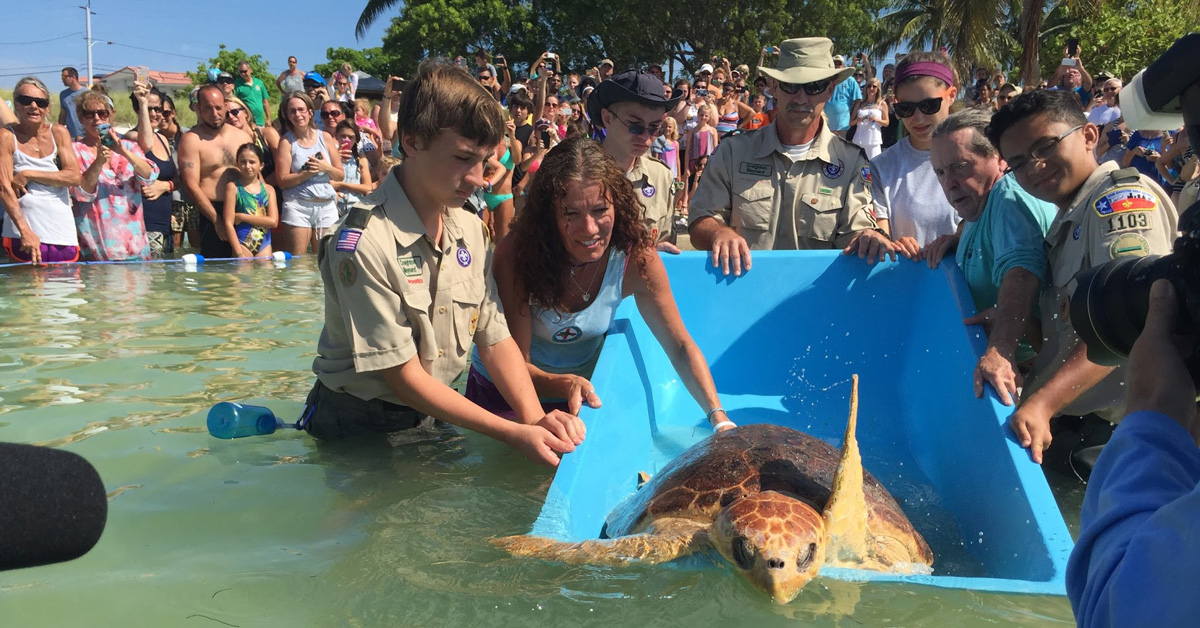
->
xmin=797 ymin=191 xmax=844 ymax=242
xmin=451 ymin=277 xmax=485 ymax=353
xmin=732 ymin=179 xmax=775 ymax=231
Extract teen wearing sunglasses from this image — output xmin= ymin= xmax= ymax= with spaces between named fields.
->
xmin=689 ymin=37 xmax=891 ymax=277
xmin=985 ymin=88 xmax=1179 ymax=466
xmin=869 ymin=51 xmax=962 ymax=259
xmin=0 ymin=77 xmax=82 ymax=264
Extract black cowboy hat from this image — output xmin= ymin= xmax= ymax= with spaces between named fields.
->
xmin=586 ymin=70 xmax=683 ymax=129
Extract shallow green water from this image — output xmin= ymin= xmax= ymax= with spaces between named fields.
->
xmin=0 ymin=259 xmax=1081 ymax=627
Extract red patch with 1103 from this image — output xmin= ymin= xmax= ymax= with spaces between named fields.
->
xmin=1093 ymin=186 xmax=1157 ymax=217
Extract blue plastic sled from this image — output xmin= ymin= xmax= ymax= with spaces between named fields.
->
xmin=527 ymin=250 xmax=1073 ymax=596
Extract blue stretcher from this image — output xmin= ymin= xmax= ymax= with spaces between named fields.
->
xmin=526 ymin=250 xmax=1074 ymax=596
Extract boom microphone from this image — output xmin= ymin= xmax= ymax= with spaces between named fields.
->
xmin=0 ymin=443 xmax=108 ymax=571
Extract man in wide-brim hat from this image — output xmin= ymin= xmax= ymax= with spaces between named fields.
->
xmin=588 ymin=69 xmax=684 ymax=250
xmin=688 ymin=37 xmax=896 ymax=276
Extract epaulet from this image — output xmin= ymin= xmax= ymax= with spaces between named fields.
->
xmin=1109 ymin=167 xmax=1142 ymax=185
xmin=344 ymin=205 xmax=372 ymax=230
xmin=646 ymin=155 xmax=671 ymax=170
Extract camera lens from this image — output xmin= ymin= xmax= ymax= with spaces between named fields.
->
xmin=1070 ymin=255 xmax=1177 ymax=364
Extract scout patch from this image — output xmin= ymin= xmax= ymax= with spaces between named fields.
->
xmin=739 ymin=162 xmax=773 ymax=178
xmin=1094 ymin=186 xmax=1157 ymax=217
xmin=1073 ymin=225 xmax=1081 ymax=240
xmin=338 ymin=259 xmax=357 ymax=286
xmin=1109 ymin=233 xmax=1151 ymax=259
xmin=860 ymin=165 xmax=872 ymax=184
xmin=456 ymin=247 xmax=472 ymax=267
xmin=399 ymin=255 xmax=423 ymax=277
xmin=335 ymin=229 xmax=362 ymax=253
xmin=823 ymin=159 xmax=844 ymax=179
xmin=553 ymin=326 xmax=582 ymax=343
xmin=642 ymin=184 xmax=656 ymax=198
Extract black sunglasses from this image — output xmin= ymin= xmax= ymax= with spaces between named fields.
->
xmin=320 ymin=110 xmax=343 ymax=120
xmin=893 ymin=97 xmax=944 ymax=118
xmin=217 ymin=77 xmax=235 ymax=84
xmin=778 ymin=79 xmax=832 ymax=96
xmin=148 ymin=106 xmax=164 ymax=113
xmin=16 ymin=94 xmax=51 ymax=108
xmin=606 ymin=108 xmax=664 ymax=137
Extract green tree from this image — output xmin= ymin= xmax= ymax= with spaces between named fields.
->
xmin=1036 ymin=0 xmax=1196 ymax=82
xmin=186 ymin=44 xmax=281 ymax=102
xmin=314 ymin=46 xmax=402 ymax=81
xmin=873 ymin=0 xmax=1016 ymax=80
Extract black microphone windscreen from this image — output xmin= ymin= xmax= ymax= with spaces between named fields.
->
xmin=0 ymin=443 xmax=108 ymax=571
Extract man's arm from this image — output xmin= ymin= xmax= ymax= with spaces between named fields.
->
xmin=260 ymin=81 xmax=271 ymax=125
xmin=686 ymin=141 xmax=751 ymax=276
xmin=969 ymin=268 xmax=1040 ymax=405
xmin=1010 ymin=342 xmax=1117 ymax=463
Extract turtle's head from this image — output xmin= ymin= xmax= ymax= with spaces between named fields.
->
xmin=712 ymin=491 xmax=826 ymax=604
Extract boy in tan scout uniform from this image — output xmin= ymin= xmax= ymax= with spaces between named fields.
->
xmin=688 ymin=37 xmax=895 ymax=277
xmin=303 ymin=60 xmax=585 ymax=467
xmin=588 ymin=70 xmax=681 ymax=252
xmin=987 ymin=89 xmax=1179 ymax=463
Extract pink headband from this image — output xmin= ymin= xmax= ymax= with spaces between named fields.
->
xmin=895 ymin=62 xmax=954 ymax=86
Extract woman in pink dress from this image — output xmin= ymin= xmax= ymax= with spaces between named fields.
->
xmin=70 ymin=90 xmax=158 ymax=261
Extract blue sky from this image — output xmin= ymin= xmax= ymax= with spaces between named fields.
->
xmin=0 ymin=0 xmax=393 ymax=89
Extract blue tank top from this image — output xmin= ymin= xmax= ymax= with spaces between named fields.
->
xmin=472 ymin=248 xmax=628 ymax=385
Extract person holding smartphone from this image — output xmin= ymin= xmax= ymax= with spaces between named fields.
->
xmin=1050 ymin=42 xmax=1094 ymax=107
xmin=1122 ymin=126 xmax=1170 ymax=187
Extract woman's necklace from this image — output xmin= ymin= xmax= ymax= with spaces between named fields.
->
xmin=569 ymin=258 xmax=603 ymax=302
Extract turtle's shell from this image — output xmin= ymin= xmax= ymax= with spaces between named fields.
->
xmin=603 ymin=424 xmax=925 ymax=555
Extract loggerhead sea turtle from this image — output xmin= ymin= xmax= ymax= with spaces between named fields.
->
xmin=495 ymin=375 xmax=934 ymax=604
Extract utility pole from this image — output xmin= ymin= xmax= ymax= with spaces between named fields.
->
xmin=81 ymin=0 xmax=94 ymax=86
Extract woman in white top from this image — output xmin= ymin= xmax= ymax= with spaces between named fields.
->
xmin=0 ymin=77 xmax=81 ymax=264
xmin=274 ymin=92 xmax=344 ymax=255
xmin=850 ymin=78 xmax=890 ymax=159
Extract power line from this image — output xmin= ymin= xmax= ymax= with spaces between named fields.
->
xmin=106 ymin=41 xmax=207 ymax=61
xmin=0 ymin=32 xmax=82 ymax=45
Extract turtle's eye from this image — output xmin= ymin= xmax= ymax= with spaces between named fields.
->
xmin=797 ymin=542 xmax=817 ymax=569
xmin=732 ymin=536 xmax=755 ymax=571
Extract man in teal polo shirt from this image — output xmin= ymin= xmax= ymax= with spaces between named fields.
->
xmin=233 ymin=60 xmax=270 ymax=127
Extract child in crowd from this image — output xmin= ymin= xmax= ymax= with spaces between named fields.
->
xmin=373 ymin=155 xmax=400 ymax=189
xmin=221 ymin=143 xmax=278 ymax=258
xmin=353 ymin=98 xmax=383 ymax=156
xmin=331 ymin=120 xmax=373 ymax=217
xmin=657 ymin=117 xmax=683 ymax=212
xmin=742 ymin=93 xmax=770 ymax=131
xmin=685 ymin=104 xmax=718 ymax=201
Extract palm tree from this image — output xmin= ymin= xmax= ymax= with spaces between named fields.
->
xmin=355 ymin=0 xmax=402 ymax=39
xmin=872 ymin=0 xmax=1014 ymax=78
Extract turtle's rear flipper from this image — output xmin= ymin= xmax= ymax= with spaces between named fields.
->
xmin=494 ymin=518 xmax=708 ymax=566
xmin=822 ymin=374 xmax=873 ymax=567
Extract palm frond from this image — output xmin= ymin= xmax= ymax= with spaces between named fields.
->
xmin=356 ymin=0 xmax=402 ymax=39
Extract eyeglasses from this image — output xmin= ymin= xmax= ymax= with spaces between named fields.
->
xmin=320 ymin=110 xmax=343 ymax=120
xmin=478 ymin=75 xmax=492 ymax=81
xmin=148 ymin=106 xmax=164 ymax=113
xmin=82 ymin=108 xmax=110 ymax=119
xmin=777 ymin=79 xmax=832 ymax=96
xmin=217 ymin=78 xmax=234 ymax=84
xmin=226 ymin=108 xmax=245 ymax=117
xmin=1004 ymin=124 xmax=1084 ymax=174
xmin=16 ymin=94 xmax=51 ymax=108
xmin=162 ymin=109 xmax=175 ymax=116
xmin=893 ymin=97 xmax=944 ymax=118
xmin=606 ymin=108 xmax=664 ymax=137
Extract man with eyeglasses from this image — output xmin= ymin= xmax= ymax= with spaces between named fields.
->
xmin=233 ymin=60 xmax=270 ymax=127
xmin=588 ymin=70 xmax=682 ymax=250
xmin=985 ymin=89 xmax=1179 ymax=467
xmin=1087 ymin=78 xmax=1122 ymax=127
xmin=689 ymin=37 xmax=889 ymax=276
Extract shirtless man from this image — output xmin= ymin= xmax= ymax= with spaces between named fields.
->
xmin=177 ymin=85 xmax=253 ymax=257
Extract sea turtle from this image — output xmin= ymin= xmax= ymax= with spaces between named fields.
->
xmin=495 ymin=375 xmax=934 ymax=603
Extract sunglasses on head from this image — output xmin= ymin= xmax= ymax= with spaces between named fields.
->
xmin=777 ymin=79 xmax=831 ymax=96
xmin=893 ymin=96 xmax=944 ymax=118
xmin=82 ymin=108 xmax=110 ymax=119
xmin=16 ymin=94 xmax=51 ymax=108
xmin=320 ymin=110 xmax=343 ymax=120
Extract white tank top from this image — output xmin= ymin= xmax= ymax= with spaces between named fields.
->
xmin=284 ymin=130 xmax=335 ymax=201
xmin=2 ymin=129 xmax=78 ymax=246
xmin=471 ymin=248 xmax=628 ymax=383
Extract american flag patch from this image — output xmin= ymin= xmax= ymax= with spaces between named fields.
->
xmin=335 ymin=229 xmax=362 ymax=252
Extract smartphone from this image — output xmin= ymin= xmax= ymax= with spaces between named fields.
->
xmin=340 ymin=138 xmax=353 ymax=151
xmin=134 ymin=65 xmax=149 ymax=85
xmin=97 ymin=123 xmax=116 ymax=147
xmin=1067 ymin=38 xmax=1080 ymax=57
xmin=1105 ymin=128 xmax=1124 ymax=146
xmin=547 ymin=52 xmax=556 ymax=59
xmin=1061 ymin=58 xmax=1076 ymax=67
xmin=493 ymin=55 xmax=505 ymax=65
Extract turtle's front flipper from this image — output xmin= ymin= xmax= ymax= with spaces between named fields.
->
xmin=494 ymin=518 xmax=709 ymax=566
xmin=822 ymin=374 xmax=873 ymax=567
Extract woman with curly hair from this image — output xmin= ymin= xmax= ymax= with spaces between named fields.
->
xmin=465 ymin=137 xmax=732 ymax=431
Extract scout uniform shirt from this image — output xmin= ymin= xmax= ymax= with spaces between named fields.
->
xmin=687 ymin=121 xmax=879 ymax=249
xmin=312 ymin=169 xmax=511 ymax=405
xmin=1025 ymin=161 xmax=1178 ymax=421
xmin=628 ymin=155 xmax=675 ymax=242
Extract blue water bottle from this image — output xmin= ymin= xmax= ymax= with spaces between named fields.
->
xmin=207 ymin=402 xmax=286 ymax=439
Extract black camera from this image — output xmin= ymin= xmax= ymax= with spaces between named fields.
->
xmin=1071 ymin=34 xmax=1200 ymax=380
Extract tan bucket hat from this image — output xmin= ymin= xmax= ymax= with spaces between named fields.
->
xmin=759 ymin=37 xmax=856 ymax=85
